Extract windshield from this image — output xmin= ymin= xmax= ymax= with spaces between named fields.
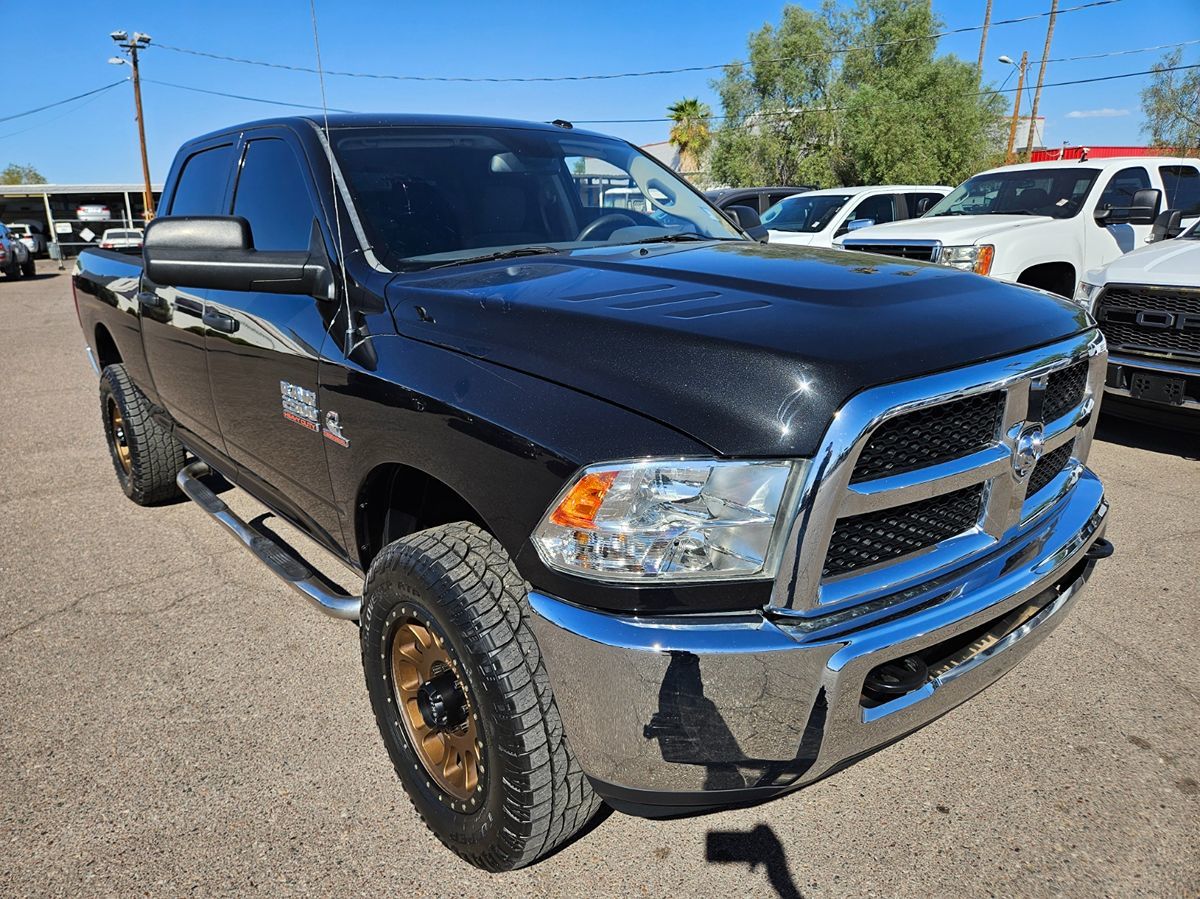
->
xmin=1182 ymin=220 xmax=1200 ymax=239
xmin=107 ymin=230 xmax=140 ymax=238
xmin=761 ymin=194 xmax=851 ymax=232
xmin=330 ymin=126 xmax=742 ymax=270
xmin=926 ymin=168 xmax=1100 ymax=220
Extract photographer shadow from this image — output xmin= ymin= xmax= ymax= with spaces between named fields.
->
xmin=706 ymin=825 xmax=804 ymax=899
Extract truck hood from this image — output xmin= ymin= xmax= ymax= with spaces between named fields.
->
xmin=840 ymin=214 xmax=1056 ymax=245
xmin=1091 ymin=237 xmax=1200 ymax=287
xmin=385 ymin=241 xmax=1090 ymax=457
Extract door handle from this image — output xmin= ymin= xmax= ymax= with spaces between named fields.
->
xmin=136 ymin=290 xmax=163 ymax=308
xmin=202 ymin=308 xmax=239 ymax=334
xmin=174 ymin=296 xmax=203 ymax=315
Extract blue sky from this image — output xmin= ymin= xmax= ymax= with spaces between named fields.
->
xmin=4 ymin=0 xmax=1197 ymax=183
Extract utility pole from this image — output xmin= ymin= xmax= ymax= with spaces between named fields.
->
xmin=1001 ymin=52 xmax=1028 ymax=165
xmin=108 ymin=31 xmax=155 ymax=223
xmin=976 ymin=0 xmax=994 ymax=84
xmin=1024 ymin=0 xmax=1059 ymax=162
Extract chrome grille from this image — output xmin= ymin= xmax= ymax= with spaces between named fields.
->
xmin=823 ymin=485 xmax=985 ymax=578
xmin=843 ymin=242 xmax=937 ymax=262
xmin=1028 ymin=439 xmax=1075 ymax=498
xmin=850 ymin=392 xmax=1004 ymax=482
xmin=770 ymin=331 xmax=1106 ymax=616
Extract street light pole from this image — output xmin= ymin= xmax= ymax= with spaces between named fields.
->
xmin=1000 ymin=52 xmax=1028 ymax=165
xmin=109 ymin=31 xmax=155 ymax=223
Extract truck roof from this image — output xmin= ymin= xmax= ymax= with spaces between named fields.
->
xmin=979 ymin=155 xmax=1200 ymax=176
xmin=184 ymin=113 xmax=619 ymax=147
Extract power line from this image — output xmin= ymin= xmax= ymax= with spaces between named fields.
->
xmin=0 ymin=80 xmax=127 ymax=125
xmin=0 ymin=89 xmax=118 ymax=142
xmin=570 ymin=62 xmax=1200 ymax=124
xmin=141 ymin=78 xmax=356 ymax=113
xmin=1035 ymin=38 xmax=1200 ymax=65
xmin=148 ymin=0 xmax=1125 ymax=84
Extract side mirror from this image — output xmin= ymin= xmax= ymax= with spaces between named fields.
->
xmin=1148 ymin=209 xmax=1184 ymax=243
xmin=847 ymin=218 xmax=876 ymax=232
xmin=1095 ymin=187 xmax=1162 ymax=226
xmin=915 ymin=198 xmax=931 ymax=215
xmin=143 ymin=215 xmax=333 ymax=297
xmin=725 ymin=204 xmax=768 ymax=243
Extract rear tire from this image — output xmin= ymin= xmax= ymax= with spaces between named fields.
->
xmin=20 ymin=256 xmax=35 ymax=277
xmin=360 ymin=522 xmax=601 ymax=871
xmin=99 ymin=364 xmax=187 ymax=505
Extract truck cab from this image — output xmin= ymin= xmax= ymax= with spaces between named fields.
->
xmin=837 ymin=157 xmax=1200 ymax=297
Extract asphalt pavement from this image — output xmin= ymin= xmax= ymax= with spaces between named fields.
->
xmin=1 ymin=266 xmax=1197 ymax=898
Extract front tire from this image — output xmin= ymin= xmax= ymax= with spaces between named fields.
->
xmin=360 ymin=522 xmax=600 ymax=871
xmin=99 ymin=364 xmax=187 ymax=504
xmin=20 ymin=256 xmax=35 ymax=277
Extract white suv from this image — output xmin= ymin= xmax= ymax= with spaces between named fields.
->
xmin=837 ymin=157 xmax=1200 ymax=296
xmin=764 ymin=185 xmax=950 ymax=248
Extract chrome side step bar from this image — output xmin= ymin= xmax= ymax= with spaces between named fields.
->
xmin=176 ymin=461 xmax=362 ymax=620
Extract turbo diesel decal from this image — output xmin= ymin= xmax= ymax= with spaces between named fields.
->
xmin=323 ymin=410 xmax=349 ymax=447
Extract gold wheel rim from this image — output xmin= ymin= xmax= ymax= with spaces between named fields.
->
xmin=108 ymin=400 xmax=132 ymax=475
xmin=390 ymin=618 xmax=481 ymax=803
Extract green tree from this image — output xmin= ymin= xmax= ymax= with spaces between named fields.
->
xmin=666 ymin=97 xmax=714 ymax=176
xmin=1 ymin=163 xmax=46 ymax=185
xmin=1141 ymin=48 xmax=1200 ymax=154
xmin=709 ymin=0 xmax=1006 ymax=188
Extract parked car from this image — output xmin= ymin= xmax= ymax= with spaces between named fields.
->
xmin=75 ymin=204 xmax=112 ymax=222
xmin=704 ymin=185 xmax=816 ymax=214
xmin=6 ymin=222 xmax=48 ymax=257
xmin=1077 ymin=213 xmax=1200 ymax=428
xmin=0 ymin=223 xmax=35 ymax=278
xmin=98 ymin=228 xmax=144 ymax=251
xmin=837 ymin=157 xmax=1200 ymax=296
xmin=764 ymin=185 xmax=951 ymax=248
xmin=73 ymin=113 xmax=1113 ymax=871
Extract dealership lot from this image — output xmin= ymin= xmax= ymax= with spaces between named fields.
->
xmin=1 ymin=269 xmax=1197 ymax=897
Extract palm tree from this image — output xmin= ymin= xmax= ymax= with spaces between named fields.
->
xmin=667 ymin=98 xmax=713 ymax=176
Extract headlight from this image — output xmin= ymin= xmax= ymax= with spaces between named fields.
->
xmin=939 ymin=244 xmax=994 ymax=275
xmin=531 ymin=458 xmax=802 ymax=583
xmin=1074 ymin=280 xmax=1100 ymax=310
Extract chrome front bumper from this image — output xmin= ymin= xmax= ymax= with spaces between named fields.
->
xmin=528 ymin=469 xmax=1109 ymax=814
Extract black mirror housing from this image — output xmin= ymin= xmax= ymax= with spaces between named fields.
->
xmin=726 ymin=204 xmax=769 ymax=243
xmin=1148 ymin=209 xmax=1184 ymax=243
xmin=1096 ymin=188 xmax=1162 ymax=226
xmin=143 ymin=215 xmax=333 ymax=297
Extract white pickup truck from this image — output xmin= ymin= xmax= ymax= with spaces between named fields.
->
xmin=1077 ymin=216 xmax=1200 ymax=427
xmin=837 ymin=157 xmax=1200 ymax=297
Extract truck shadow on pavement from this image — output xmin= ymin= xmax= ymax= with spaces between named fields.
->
xmin=706 ymin=825 xmax=804 ymax=899
xmin=1094 ymin=413 xmax=1198 ymax=460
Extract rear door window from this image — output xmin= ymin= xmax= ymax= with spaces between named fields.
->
xmin=1159 ymin=165 xmax=1200 ymax=216
xmin=904 ymin=192 xmax=945 ymax=217
xmin=169 ymin=144 xmax=234 ymax=216
xmin=848 ymin=193 xmax=897 ymax=227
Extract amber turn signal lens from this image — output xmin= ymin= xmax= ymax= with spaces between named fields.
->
xmin=549 ymin=470 xmax=617 ymax=529
xmin=974 ymin=244 xmax=995 ymax=276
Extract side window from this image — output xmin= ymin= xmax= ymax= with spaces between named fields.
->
xmin=1097 ymin=166 xmax=1151 ymax=211
xmin=1159 ymin=165 xmax=1200 ymax=217
xmin=849 ymin=193 xmax=896 ymax=226
xmin=766 ymin=192 xmax=796 ymax=211
xmin=905 ymin=192 xmax=944 ymax=217
xmin=232 ymin=139 xmax=315 ymax=251
xmin=169 ymin=144 xmax=234 ymax=216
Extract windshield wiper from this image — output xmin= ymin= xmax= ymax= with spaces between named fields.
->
xmin=624 ymin=232 xmax=728 ymax=246
xmin=423 ymin=246 xmax=563 ymax=270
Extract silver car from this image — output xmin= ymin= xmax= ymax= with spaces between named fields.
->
xmin=0 ymin=223 xmax=34 ymax=279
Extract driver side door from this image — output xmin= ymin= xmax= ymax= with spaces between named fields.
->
xmin=1089 ymin=166 xmax=1153 ymax=265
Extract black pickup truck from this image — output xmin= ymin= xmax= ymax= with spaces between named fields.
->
xmin=73 ymin=114 xmax=1114 ymax=871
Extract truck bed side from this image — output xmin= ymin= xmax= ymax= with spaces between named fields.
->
xmin=73 ymin=248 xmax=156 ymax=400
